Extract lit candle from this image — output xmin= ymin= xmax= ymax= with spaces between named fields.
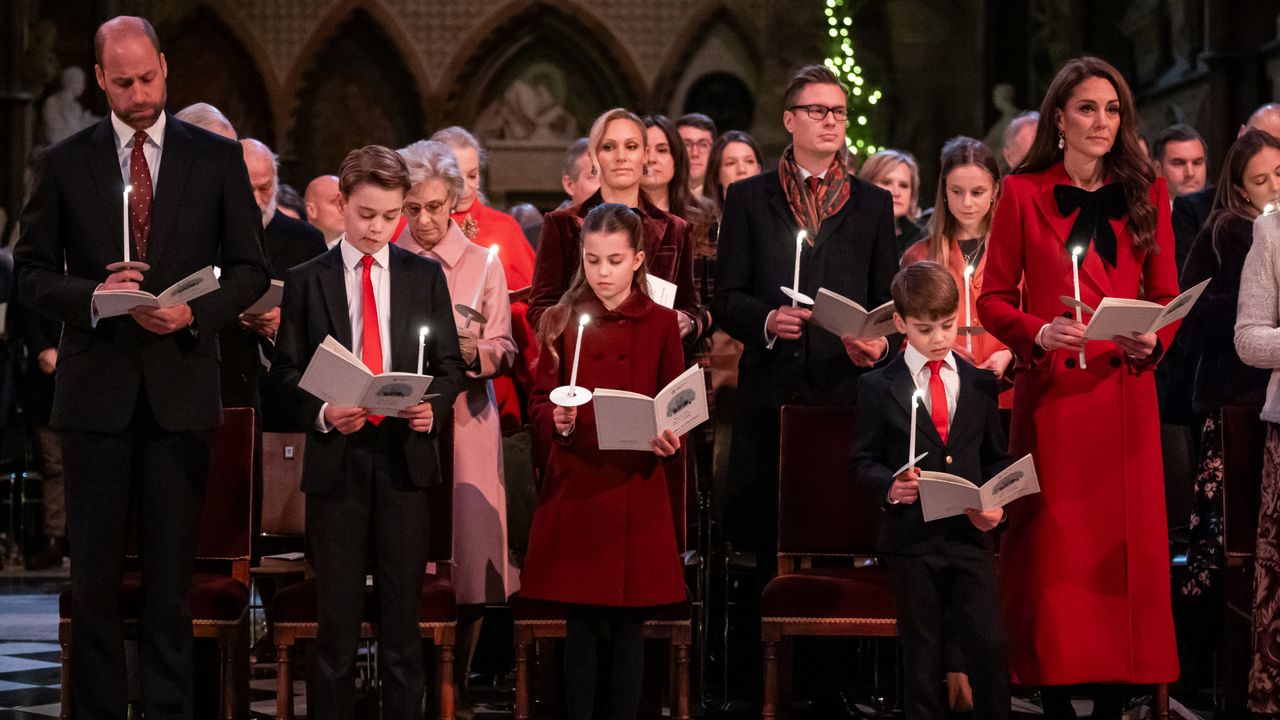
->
xmin=417 ymin=326 xmax=429 ymax=374
xmin=963 ymin=264 xmax=975 ymax=354
xmin=907 ymin=389 xmax=923 ymax=470
xmin=467 ymin=244 xmax=499 ymax=312
xmin=568 ymin=314 xmax=590 ymax=395
xmin=790 ymin=230 xmax=806 ymax=307
xmin=1071 ymin=246 xmax=1087 ymax=370
xmin=121 ymin=185 xmax=132 ymax=264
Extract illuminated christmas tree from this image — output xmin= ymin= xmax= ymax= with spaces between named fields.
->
xmin=822 ymin=0 xmax=884 ymax=157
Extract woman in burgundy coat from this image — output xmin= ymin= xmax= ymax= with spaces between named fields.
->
xmin=523 ymin=203 xmax=686 ymax=720
xmin=527 ymin=108 xmax=702 ymax=339
xmin=977 ymin=57 xmax=1180 ymax=718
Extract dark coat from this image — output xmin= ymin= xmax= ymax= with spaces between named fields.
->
xmin=14 ymin=114 xmax=270 ymax=433
xmin=268 ymin=243 xmax=465 ymax=495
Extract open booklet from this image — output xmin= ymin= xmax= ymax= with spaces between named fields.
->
xmin=1061 ymin=278 xmax=1209 ymax=341
xmin=810 ymin=288 xmax=897 ymax=340
xmin=646 ymin=275 xmax=677 ymax=309
xmin=593 ymin=364 xmax=709 ymax=451
xmin=93 ymin=266 xmax=220 ymax=319
xmin=917 ymin=453 xmax=1040 ymax=522
xmin=244 ymin=279 xmax=285 ymax=314
xmin=299 ymin=335 xmax=434 ymax=415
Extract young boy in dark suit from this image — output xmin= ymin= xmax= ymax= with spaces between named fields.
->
xmin=269 ymin=145 xmax=465 ymax=720
xmin=850 ymin=261 xmax=1011 ymax=719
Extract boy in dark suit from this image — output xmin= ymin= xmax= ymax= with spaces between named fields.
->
xmin=269 ymin=145 xmax=464 ymax=720
xmin=851 ymin=261 xmax=1011 ymax=720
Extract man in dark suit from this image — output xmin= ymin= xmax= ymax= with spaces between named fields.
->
xmin=268 ymin=145 xmax=463 ymax=720
xmin=13 ymin=16 xmax=269 ymax=718
xmin=713 ymin=64 xmax=898 ymax=574
xmin=850 ymin=261 xmax=1011 ymax=720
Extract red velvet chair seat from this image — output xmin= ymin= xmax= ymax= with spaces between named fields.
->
xmin=59 ymin=571 xmax=251 ymax=622
xmin=760 ymin=565 xmax=896 ymax=619
xmin=271 ymin=574 xmax=456 ymax=624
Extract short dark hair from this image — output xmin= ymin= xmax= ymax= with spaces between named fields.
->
xmin=562 ymin=137 xmax=590 ymax=180
xmin=782 ymin=64 xmax=848 ymax=109
xmin=1152 ymin=123 xmax=1206 ymax=162
xmin=94 ymin=16 xmax=162 ymax=66
xmin=338 ymin=145 xmax=411 ymax=198
xmin=676 ymin=113 xmax=717 ymax=137
xmin=891 ymin=261 xmax=959 ymax=320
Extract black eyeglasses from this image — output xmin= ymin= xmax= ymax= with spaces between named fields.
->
xmin=788 ymin=104 xmax=848 ymax=121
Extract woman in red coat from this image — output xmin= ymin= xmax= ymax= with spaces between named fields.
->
xmin=976 ymin=57 xmax=1180 ymax=718
xmin=524 ymin=203 xmax=686 ymax=720
xmin=527 ymin=108 xmax=702 ymax=339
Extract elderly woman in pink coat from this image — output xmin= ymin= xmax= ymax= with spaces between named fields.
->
xmin=395 ymin=139 xmax=519 ymax=702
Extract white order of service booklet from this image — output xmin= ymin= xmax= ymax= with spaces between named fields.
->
xmin=593 ymin=364 xmax=709 ymax=451
xmin=92 ymin=266 xmax=220 ymax=318
xmin=299 ymin=335 xmax=434 ymax=415
xmin=810 ymin=288 xmax=897 ymax=339
xmin=918 ymin=453 xmax=1040 ymax=522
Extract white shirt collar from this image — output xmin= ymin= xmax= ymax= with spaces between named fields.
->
xmin=111 ymin=111 xmax=165 ymax=151
xmin=903 ymin=343 xmax=957 ymax=380
xmin=798 ymin=166 xmax=827 ymax=181
xmin=339 ymin=236 xmax=391 ymax=270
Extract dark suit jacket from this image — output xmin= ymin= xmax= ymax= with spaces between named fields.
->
xmin=265 ymin=210 xmax=328 ymax=279
xmin=713 ymin=169 xmax=898 ymax=406
xmin=14 ymin=114 xmax=270 ymax=433
xmin=268 ymin=243 xmax=465 ymax=495
xmin=1172 ymin=186 xmax=1213 ymax=278
xmin=850 ymin=354 xmax=1011 ymax=555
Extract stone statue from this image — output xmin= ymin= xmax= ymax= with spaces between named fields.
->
xmin=475 ymin=63 xmax=579 ymax=143
xmin=42 ymin=67 xmax=100 ymax=145
xmin=984 ymin=83 xmax=1022 ymax=153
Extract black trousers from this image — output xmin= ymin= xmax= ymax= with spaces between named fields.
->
xmin=62 ymin=392 xmax=212 ymax=720
xmin=889 ymin=543 xmax=1009 ymax=720
xmin=305 ymin=422 xmax=431 ymax=720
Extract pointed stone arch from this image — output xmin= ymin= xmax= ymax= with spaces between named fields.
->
xmin=286 ymin=6 xmax=428 ymax=186
xmin=161 ymin=4 xmax=277 ymax=142
xmin=650 ymin=2 xmax=764 ymax=118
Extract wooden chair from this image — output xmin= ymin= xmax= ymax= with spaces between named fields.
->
xmin=512 ymin=453 xmax=692 ymax=720
xmin=58 ymin=407 xmax=256 ymax=720
xmin=1219 ymin=405 xmax=1266 ymax=716
xmin=270 ymin=453 xmax=458 ymax=720
xmin=760 ymin=405 xmax=895 ymax=720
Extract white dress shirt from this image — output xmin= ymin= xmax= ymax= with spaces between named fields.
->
xmin=111 ymin=111 xmax=164 ymax=189
xmin=317 ymin=237 xmax=393 ymax=431
xmin=903 ymin=343 xmax=959 ymax=424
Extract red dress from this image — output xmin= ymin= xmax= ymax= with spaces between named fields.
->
xmin=521 ymin=292 xmax=687 ymax=607
xmin=977 ymin=163 xmax=1180 ymax=685
xmin=451 ymin=202 xmax=539 ymax=430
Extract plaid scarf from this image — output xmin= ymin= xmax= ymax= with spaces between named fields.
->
xmin=778 ymin=145 xmax=855 ymax=242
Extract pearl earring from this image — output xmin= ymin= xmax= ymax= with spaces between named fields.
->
xmin=1057 ymin=131 xmax=1065 ymax=150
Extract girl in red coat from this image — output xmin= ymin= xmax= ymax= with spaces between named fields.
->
xmin=977 ymin=57 xmax=1180 ymax=718
xmin=523 ymin=203 xmax=686 ymax=720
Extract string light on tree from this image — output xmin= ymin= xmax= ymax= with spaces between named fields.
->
xmin=822 ymin=0 xmax=885 ymax=157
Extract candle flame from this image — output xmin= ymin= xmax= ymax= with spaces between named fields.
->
xmin=578 ymin=313 xmax=590 ymax=326
xmin=488 ymin=244 xmax=500 ymax=257
xmin=124 ymin=185 xmax=132 ymax=194
xmin=796 ymin=230 xmax=808 ymax=245
xmin=912 ymin=389 xmax=924 ymax=402
xmin=419 ymin=326 xmax=429 ymax=338
xmin=1071 ymin=246 xmax=1084 ymax=257
xmin=964 ymin=264 xmax=975 ymax=277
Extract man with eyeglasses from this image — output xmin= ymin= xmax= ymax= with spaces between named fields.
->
xmin=714 ymin=64 xmax=897 ymax=584
xmin=677 ymin=113 xmax=717 ymax=198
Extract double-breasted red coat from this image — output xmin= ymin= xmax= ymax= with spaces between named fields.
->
xmin=521 ymin=292 xmax=686 ymax=607
xmin=977 ymin=162 xmax=1180 ymax=686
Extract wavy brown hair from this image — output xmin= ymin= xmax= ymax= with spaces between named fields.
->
xmin=535 ymin=203 xmax=650 ymax=369
xmin=1018 ymin=56 xmax=1158 ymax=252
xmin=923 ymin=137 xmax=1001 ymax=269
xmin=704 ymin=130 xmax=764 ymax=213
xmin=1208 ymin=129 xmax=1280 ymax=257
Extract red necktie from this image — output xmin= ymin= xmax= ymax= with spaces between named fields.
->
xmin=129 ymin=130 xmax=153 ymax=261
xmin=805 ymin=175 xmax=821 ymax=197
xmin=360 ymin=255 xmax=384 ymax=425
xmin=927 ymin=360 xmax=949 ymax=444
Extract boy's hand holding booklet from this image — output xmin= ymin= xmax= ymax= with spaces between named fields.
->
xmin=92 ymin=266 xmax=219 ymax=318
xmin=1059 ymin=277 xmax=1208 ymax=341
xmin=593 ymin=365 xmax=709 ymax=451
xmin=810 ymin=288 xmax=897 ymax=340
xmin=917 ymin=453 xmax=1040 ymax=522
xmin=299 ymin=336 xmax=433 ymax=415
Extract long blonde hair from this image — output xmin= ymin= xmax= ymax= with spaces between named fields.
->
xmin=535 ymin=204 xmax=650 ymax=369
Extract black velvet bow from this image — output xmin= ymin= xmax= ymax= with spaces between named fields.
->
xmin=1053 ymin=183 xmax=1126 ymax=267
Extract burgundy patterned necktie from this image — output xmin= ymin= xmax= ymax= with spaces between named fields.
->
xmin=129 ymin=130 xmax=153 ymax=261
